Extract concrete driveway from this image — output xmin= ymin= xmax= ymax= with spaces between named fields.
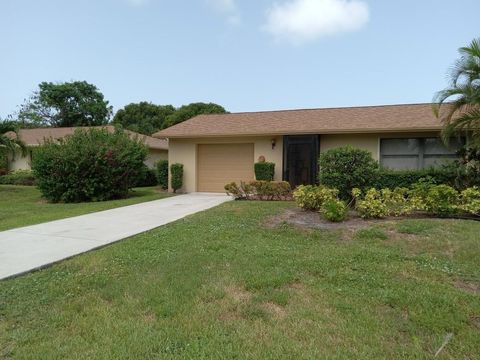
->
xmin=0 ymin=193 xmax=231 ymax=280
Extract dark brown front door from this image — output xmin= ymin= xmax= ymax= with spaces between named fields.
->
xmin=283 ymin=135 xmax=319 ymax=188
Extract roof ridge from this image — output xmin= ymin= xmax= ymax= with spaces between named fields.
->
xmin=195 ymin=102 xmax=434 ymax=117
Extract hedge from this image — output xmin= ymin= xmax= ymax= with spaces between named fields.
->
xmin=373 ymin=168 xmax=457 ymax=189
xmin=254 ymin=162 xmax=275 ymax=181
xmin=170 ymin=163 xmax=184 ymax=193
xmin=225 ymin=180 xmax=291 ymax=200
xmin=0 ymin=170 xmax=36 ymax=186
xmin=156 ymin=160 xmax=168 ymax=190
xmin=135 ymin=166 xmax=158 ymax=187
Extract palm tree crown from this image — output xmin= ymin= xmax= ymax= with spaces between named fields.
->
xmin=433 ymin=38 xmax=480 ymax=145
xmin=0 ymin=121 xmax=27 ymax=159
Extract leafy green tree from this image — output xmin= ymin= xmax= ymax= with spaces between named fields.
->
xmin=162 ymin=102 xmax=227 ymax=129
xmin=433 ymin=38 xmax=480 ymax=144
xmin=17 ymin=81 xmax=113 ymax=127
xmin=113 ymin=102 xmax=175 ymax=135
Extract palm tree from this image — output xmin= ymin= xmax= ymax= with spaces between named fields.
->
xmin=0 ymin=120 xmax=27 ymax=161
xmin=433 ymin=38 xmax=480 ymax=145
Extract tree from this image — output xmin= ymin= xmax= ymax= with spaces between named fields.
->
xmin=162 ymin=102 xmax=227 ymax=129
xmin=17 ymin=81 xmax=113 ymax=127
xmin=433 ymin=38 xmax=480 ymax=145
xmin=113 ymin=102 xmax=175 ymax=135
xmin=0 ymin=120 xmax=27 ymax=156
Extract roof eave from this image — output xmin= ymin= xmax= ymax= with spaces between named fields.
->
xmin=155 ymin=127 xmax=443 ymax=139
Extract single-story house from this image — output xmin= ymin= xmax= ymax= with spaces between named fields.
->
xmin=153 ymin=103 xmax=463 ymax=193
xmin=6 ymin=126 xmax=168 ymax=171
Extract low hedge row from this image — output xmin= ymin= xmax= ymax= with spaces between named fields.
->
xmin=373 ymin=168 xmax=457 ymax=189
xmin=225 ymin=181 xmax=291 ymax=200
xmin=0 ymin=170 xmax=36 ymax=186
xmin=293 ymin=182 xmax=480 ymax=221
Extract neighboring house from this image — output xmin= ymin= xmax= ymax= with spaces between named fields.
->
xmin=6 ymin=126 xmax=168 ymax=171
xmin=153 ymin=103 xmax=464 ymax=193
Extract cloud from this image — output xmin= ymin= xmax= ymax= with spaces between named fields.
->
xmin=263 ymin=0 xmax=369 ymax=43
xmin=206 ymin=0 xmax=241 ymax=25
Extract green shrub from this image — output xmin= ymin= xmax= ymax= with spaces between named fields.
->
xmin=0 ymin=147 xmax=8 ymax=174
xmin=32 ymin=128 xmax=147 ymax=202
xmin=352 ymin=188 xmax=389 ymax=219
xmin=250 ymin=180 xmax=291 ymax=200
xmin=320 ymin=198 xmax=348 ymax=222
xmin=170 ymin=163 xmax=184 ymax=193
xmin=156 ymin=160 xmax=168 ymax=190
xmin=224 ymin=182 xmax=243 ymax=199
xmin=374 ymin=168 xmax=457 ymax=189
xmin=0 ymin=170 xmax=36 ymax=186
xmin=135 ymin=166 xmax=158 ymax=187
xmin=224 ymin=181 xmax=291 ymax=200
xmin=423 ymin=184 xmax=459 ymax=215
xmin=459 ymin=187 xmax=480 ymax=216
xmin=319 ymin=146 xmax=378 ymax=200
xmin=293 ymin=185 xmax=339 ymax=211
xmin=408 ymin=181 xmax=459 ymax=215
xmin=381 ymin=187 xmax=412 ymax=216
xmin=254 ymin=162 xmax=275 ymax=181
xmin=449 ymin=146 xmax=480 ymax=188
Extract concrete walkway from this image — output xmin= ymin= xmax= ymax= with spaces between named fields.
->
xmin=0 ymin=193 xmax=231 ymax=280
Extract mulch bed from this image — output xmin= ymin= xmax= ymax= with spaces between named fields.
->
xmin=263 ymin=207 xmax=479 ymax=231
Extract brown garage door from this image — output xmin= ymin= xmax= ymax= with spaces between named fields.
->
xmin=197 ymin=143 xmax=254 ymax=192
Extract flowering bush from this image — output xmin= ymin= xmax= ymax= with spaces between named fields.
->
xmin=293 ymin=185 xmax=339 ymax=211
xmin=32 ymin=128 xmax=147 ymax=202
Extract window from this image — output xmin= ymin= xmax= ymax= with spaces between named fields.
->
xmin=380 ymin=137 xmax=463 ymax=170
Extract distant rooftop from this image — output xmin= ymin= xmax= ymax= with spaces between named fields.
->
xmin=6 ymin=126 xmax=168 ymax=150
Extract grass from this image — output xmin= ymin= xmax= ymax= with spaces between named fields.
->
xmin=1 ymin=201 xmax=479 ymax=359
xmin=0 ymin=185 xmax=172 ymax=231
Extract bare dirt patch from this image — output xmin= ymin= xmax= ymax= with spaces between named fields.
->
xmin=262 ymin=302 xmax=287 ymax=319
xmin=469 ymin=316 xmax=480 ymax=329
xmin=264 ymin=208 xmax=390 ymax=231
xmin=225 ymin=285 xmax=252 ymax=303
xmin=455 ymin=280 xmax=480 ymax=295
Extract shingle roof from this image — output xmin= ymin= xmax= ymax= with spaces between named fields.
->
xmin=6 ymin=126 xmax=168 ymax=150
xmin=153 ymin=103 xmax=443 ymax=139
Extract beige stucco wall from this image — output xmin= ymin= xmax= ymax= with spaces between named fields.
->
xmin=168 ymin=136 xmax=283 ymax=193
xmin=169 ymin=132 xmax=443 ymax=193
xmin=145 ymin=149 xmax=168 ymax=168
xmin=8 ymin=150 xmax=32 ymax=171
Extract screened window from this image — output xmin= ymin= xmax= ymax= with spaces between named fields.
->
xmin=380 ymin=137 xmax=463 ymax=170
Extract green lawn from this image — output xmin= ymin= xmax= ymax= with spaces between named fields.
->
xmin=0 ymin=185 xmax=172 ymax=231
xmin=1 ymin=201 xmax=479 ymax=359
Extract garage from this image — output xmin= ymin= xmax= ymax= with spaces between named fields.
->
xmin=197 ymin=143 xmax=255 ymax=192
